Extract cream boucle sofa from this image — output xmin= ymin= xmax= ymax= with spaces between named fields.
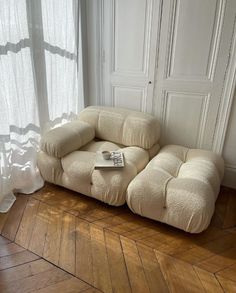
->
xmin=38 ymin=106 xmax=224 ymax=233
xmin=37 ymin=106 xmax=161 ymax=206
xmin=127 ymin=145 xmax=224 ymax=233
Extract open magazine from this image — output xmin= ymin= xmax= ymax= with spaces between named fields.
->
xmin=94 ymin=151 xmax=125 ymax=170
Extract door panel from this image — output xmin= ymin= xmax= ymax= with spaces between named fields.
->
xmin=112 ymin=86 xmax=145 ymax=111
xmin=162 ymin=91 xmax=210 ymax=147
xmin=167 ymin=0 xmax=220 ymax=81
xmin=155 ymin=0 xmax=236 ymax=149
xmin=103 ymin=0 xmax=161 ymax=112
xmin=114 ymin=0 xmax=147 ymax=74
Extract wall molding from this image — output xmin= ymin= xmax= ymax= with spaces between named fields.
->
xmin=164 ymin=0 xmax=177 ymax=80
xmin=165 ymin=0 xmax=225 ymax=82
xmin=111 ymin=84 xmax=147 ymax=112
xmin=206 ymin=0 xmax=226 ymax=82
xmin=161 ymin=90 xmax=210 ymax=148
xmin=112 ymin=0 xmax=152 ymax=77
xmin=196 ymin=94 xmax=211 ymax=148
xmin=151 ymin=0 xmax=163 ymax=116
xmin=97 ymin=0 xmax=104 ymax=105
xmin=213 ymin=15 xmax=236 ymax=154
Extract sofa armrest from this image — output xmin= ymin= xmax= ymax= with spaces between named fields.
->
xmin=40 ymin=120 xmax=95 ymax=158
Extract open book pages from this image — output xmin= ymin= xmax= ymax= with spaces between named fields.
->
xmin=94 ymin=151 xmax=125 ymax=169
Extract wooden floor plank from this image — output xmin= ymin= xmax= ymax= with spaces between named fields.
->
xmin=217 ymin=275 xmax=236 ymax=293
xmin=1 ymin=184 xmax=236 ymax=292
xmin=139 ymin=238 xmax=182 ymax=256
xmin=0 ymin=242 xmax=25 ymax=257
xmin=0 ymin=250 xmax=40 ymax=271
xmin=155 ymin=251 xmax=205 ymax=293
xmin=90 ymin=225 xmax=113 ymax=293
xmin=196 ymin=246 xmax=236 ymax=273
xmin=33 ymin=186 xmax=82 ymax=213
xmin=33 ymin=195 xmax=69 ymax=213
xmin=137 ymin=243 xmax=169 ymax=293
xmin=134 ymin=225 xmax=184 ymax=252
xmin=188 ymin=226 xmax=229 ymax=245
xmin=108 ymin=216 xmax=149 ymax=234
xmin=75 ymin=219 xmax=93 ymax=285
xmin=28 ymin=202 xmax=51 ymax=256
xmin=174 ymin=232 xmax=236 ymax=265
xmin=32 ymin=184 xmax=75 ymax=203
xmin=59 ymin=212 xmax=76 ymax=274
xmin=66 ymin=200 xmax=98 ymax=220
xmin=221 ymin=188 xmax=236 ymax=228
xmin=216 ymin=263 xmax=236 ymax=283
xmin=15 ymin=198 xmax=40 ymax=249
xmin=0 ymin=259 xmax=54 ymax=284
xmin=43 ymin=207 xmax=63 ymax=265
xmin=138 ymin=234 xmax=165 ymax=251
xmin=193 ymin=266 xmax=224 ymax=293
xmin=123 ymin=226 xmax=162 ymax=241
xmin=143 ymin=226 xmax=229 ymax=257
xmin=78 ymin=205 xmax=124 ymax=223
xmin=33 ymin=183 xmax=125 ymax=222
xmin=1 ymin=196 xmax=28 ymax=241
xmin=30 ymin=277 xmax=90 ymax=293
xmin=0 ymin=236 xmax=11 ymax=245
xmin=227 ymin=227 xmax=236 ymax=234
xmin=93 ymin=213 xmax=129 ymax=229
xmin=0 ymin=266 xmax=71 ymax=293
xmin=120 ymin=236 xmax=150 ymax=293
xmin=82 ymin=288 xmax=103 ymax=293
xmin=0 ymin=236 xmax=92 ymax=293
xmin=136 ymin=225 xmax=223 ymax=257
xmin=105 ymin=231 xmax=132 ymax=293
xmin=0 ymin=212 xmax=9 ymax=234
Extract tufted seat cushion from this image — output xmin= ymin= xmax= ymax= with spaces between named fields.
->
xmin=126 ymin=145 xmax=224 ymax=233
xmin=37 ymin=140 xmax=160 ymax=206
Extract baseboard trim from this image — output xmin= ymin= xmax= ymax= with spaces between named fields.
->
xmin=222 ymin=166 xmax=236 ymax=189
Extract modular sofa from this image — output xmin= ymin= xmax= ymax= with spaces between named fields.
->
xmin=38 ymin=106 xmax=224 ymax=233
xmin=37 ymin=106 xmax=161 ymax=206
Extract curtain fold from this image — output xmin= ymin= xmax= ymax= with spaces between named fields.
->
xmin=0 ymin=0 xmax=82 ymax=212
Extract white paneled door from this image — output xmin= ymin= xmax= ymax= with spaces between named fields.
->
xmin=102 ymin=0 xmax=161 ymax=112
xmin=155 ymin=0 xmax=236 ymax=149
xmin=102 ymin=0 xmax=236 ymax=151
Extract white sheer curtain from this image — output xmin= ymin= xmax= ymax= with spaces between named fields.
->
xmin=0 ymin=0 xmax=83 ymax=212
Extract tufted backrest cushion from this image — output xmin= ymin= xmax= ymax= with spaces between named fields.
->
xmin=78 ymin=106 xmax=161 ymax=149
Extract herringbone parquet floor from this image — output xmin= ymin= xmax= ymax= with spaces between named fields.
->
xmin=0 ymin=183 xmax=236 ymax=292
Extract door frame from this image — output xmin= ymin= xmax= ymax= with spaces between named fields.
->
xmin=212 ymin=20 xmax=236 ymax=154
